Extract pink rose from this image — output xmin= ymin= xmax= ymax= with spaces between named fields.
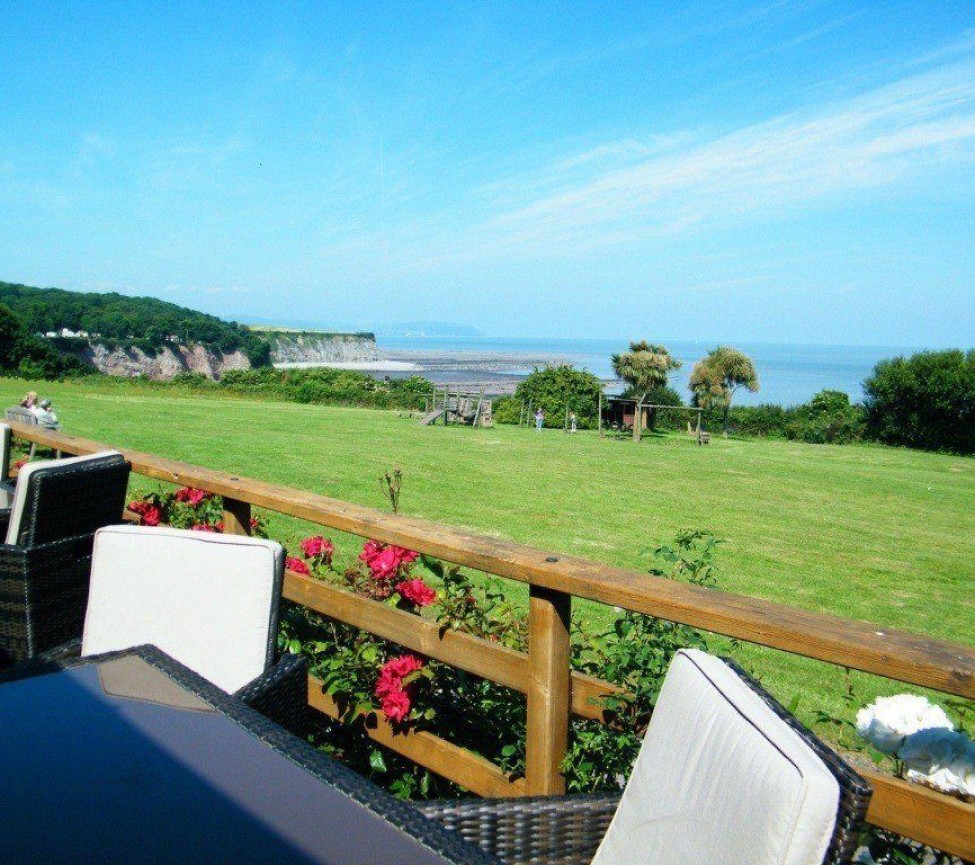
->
xmin=381 ymin=654 xmax=425 ymax=680
xmin=300 ymin=535 xmax=334 ymax=564
xmin=286 ymin=556 xmax=311 ymax=575
xmin=379 ymin=688 xmax=412 ymax=724
xmin=128 ymin=500 xmax=163 ymax=527
xmin=175 ymin=487 xmax=210 ymax=507
xmin=395 ymin=578 xmax=437 ymax=607
xmin=359 ymin=541 xmax=419 ymax=581
xmin=190 ymin=522 xmax=217 ymax=532
xmin=374 ymin=654 xmax=426 ymax=723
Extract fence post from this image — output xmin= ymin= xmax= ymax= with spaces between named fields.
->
xmin=526 ymin=584 xmax=571 ymax=795
xmin=222 ymin=496 xmax=252 ymax=535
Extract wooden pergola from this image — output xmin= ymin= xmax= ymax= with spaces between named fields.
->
xmin=599 ymin=396 xmax=703 ymax=442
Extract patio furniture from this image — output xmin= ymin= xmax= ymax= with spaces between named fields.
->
xmin=418 ymin=650 xmax=872 ymax=865
xmin=0 ymin=644 xmax=499 ymax=865
xmin=0 ymin=423 xmax=12 ymax=526
xmin=0 ymin=451 xmax=131 ymax=665
xmin=4 ymin=407 xmax=39 ymax=460
xmin=29 ymin=524 xmax=310 ymax=734
xmin=1 ymin=421 xmax=11 ymax=480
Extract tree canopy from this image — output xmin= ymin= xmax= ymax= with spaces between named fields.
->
xmin=511 ymin=364 xmax=604 ymax=429
xmin=611 ymin=341 xmax=681 ymax=402
xmin=0 ymin=303 xmax=90 ymax=379
xmin=0 ymin=281 xmax=271 ymax=366
xmin=690 ymin=346 xmax=759 ymax=430
xmin=863 ymin=349 xmax=975 ymax=455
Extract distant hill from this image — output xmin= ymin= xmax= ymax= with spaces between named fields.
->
xmin=0 ymin=281 xmax=271 ymax=366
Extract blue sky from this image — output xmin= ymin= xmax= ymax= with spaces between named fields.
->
xmin=2 ymin=2 xmax=974 ymax=345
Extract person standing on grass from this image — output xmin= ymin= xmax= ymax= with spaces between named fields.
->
xmin=569 ymin=411 xmax=578 ymax=433
xmin=535 ymin=408 xmax=545 ymax=431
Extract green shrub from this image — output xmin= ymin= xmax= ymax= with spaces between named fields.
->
xmin=784 ymin=390 xmax=865 ymax=445
xmin=492 ymin=395 xmax=521 ymax=424
xmin=864 ymin=350 xmax=975 ymax=454
xmin=723 ymin=403 xmax=792 ymax=437
xmin=510 ymin=364 xmax=604 ymax=428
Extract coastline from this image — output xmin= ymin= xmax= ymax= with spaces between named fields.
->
xmin=270 ymin=337 xmax=914 ymax=405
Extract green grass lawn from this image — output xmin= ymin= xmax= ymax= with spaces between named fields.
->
xmin=3 ymin=376 xmax=973 ymax=726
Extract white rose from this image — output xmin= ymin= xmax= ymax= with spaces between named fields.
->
xmin=855 ymin=694 xmax=954 ymax=755
xmin=903 ymin=729 xmax=975 ymax=798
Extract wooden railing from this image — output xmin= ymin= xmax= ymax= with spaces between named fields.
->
xmin=7 ymin=422 xmax=975 ymax=859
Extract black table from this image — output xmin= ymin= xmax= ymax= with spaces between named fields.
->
xmin=0 ymin=645 xmax=498 ymax=865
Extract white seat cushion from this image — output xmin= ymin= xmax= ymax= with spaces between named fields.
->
xmin=82 ymin=525 xmax=285 ymax=693
xmin=0 ymin=481 xmax=13 ymax=511
xmin=591 ymin=649 xmax=839 ymax=865
xmin=4 ymin=451 xmax=124 ymax=545
xmin=0 ymin=423 xmax=10 ymax=481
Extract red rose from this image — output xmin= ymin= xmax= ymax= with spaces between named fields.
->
xmin=14 ymin=458 xmax=27 ymax=470
xmin=190 ymin=522 xmax=217 ymax=532
xmin=379 ymin=688 xmax=412 ymax=724
xmin=381 ymin=654 xmax=424 ymax=680
xmin=359 ymin=541 xmax=418 ymax=581
xmin=128 ymin=501 xmax=163 ymax=527
xmin=175 ymin=487 xmax=210 ymax=506
xmin=374 ymin=653 xmax=425 ymax=723
xmin=395 ymin=578 xmax=437 ymax=607
xmin=286 ymin=556 xmax=311 ymax=575
xmin=300 ymin=535 xmax=334 ymax=564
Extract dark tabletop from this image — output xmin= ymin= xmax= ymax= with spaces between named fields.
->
xmin=0 ymin=647 xmax=497 ymax=865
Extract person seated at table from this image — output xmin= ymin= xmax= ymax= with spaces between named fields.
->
xmin=31 ymin=399 xmax=61 ymax=431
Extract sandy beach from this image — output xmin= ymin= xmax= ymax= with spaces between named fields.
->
xmin=275 ymin=360 xmax=421 ymax=372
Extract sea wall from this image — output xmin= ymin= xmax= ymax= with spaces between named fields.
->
xmin=263 ymin=332 xmax=383 ymax=365
xmin=77 ymin=343 xmax=251 ymax=381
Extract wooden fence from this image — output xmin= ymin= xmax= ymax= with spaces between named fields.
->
xmin=7 ymin=422 xmax=975 ymax=859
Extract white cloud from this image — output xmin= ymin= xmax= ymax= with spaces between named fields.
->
xmin=477 ymin=53 xmax=975 ymax=255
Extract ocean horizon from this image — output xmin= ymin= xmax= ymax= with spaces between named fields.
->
xmin=375 ymin=336 xmax=924 ymax=407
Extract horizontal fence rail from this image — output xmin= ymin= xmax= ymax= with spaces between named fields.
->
xmin=7 ymin=422 xmax=975 ymax=859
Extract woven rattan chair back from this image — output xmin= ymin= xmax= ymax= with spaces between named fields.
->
xmin=8 ymin=453 xmax=131 ymax=547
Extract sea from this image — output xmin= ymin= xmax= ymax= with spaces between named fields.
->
xmin=376 ymin=337 xmax=920 ymax=407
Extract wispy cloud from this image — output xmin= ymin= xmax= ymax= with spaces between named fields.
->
xmin=466 ymin=50 xmax=975 ymax=258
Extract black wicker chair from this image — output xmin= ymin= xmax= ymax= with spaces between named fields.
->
xmin=2 ymin=524 xmax=309 ymax=736
xmin=0 ymin=451 xmax=131 ymax=666
xmin=417 ymin=653 xmax=872 ymax=865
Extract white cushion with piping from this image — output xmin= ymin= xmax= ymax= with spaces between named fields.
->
xmin=82 ymin=524 xmax=285 ymax=693
xmin=4 ymin=451 xmax=124 ymax=546
xmin=0 ymin=423 xmax=10 ymax=481
xmin=591 ymin=649 xmax=840 ymax=865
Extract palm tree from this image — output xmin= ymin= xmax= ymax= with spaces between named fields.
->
xmin=611 ymin=341 xmax=681 ymax=439
xmin=689 ymin=346 xmax=759 ymax=434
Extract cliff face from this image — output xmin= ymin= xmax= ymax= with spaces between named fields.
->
xmin=266 ymin=333 xmax=382 ymax=365
xmin=78 ymin=343 xmax=251 ymax=380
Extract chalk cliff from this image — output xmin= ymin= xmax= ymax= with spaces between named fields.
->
xmin=78 ymin=343 xmax=251 ymax=380
xmin=262 ymin=332 xmax=383 ymax=365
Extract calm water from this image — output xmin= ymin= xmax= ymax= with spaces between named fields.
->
xmin=377 ymin=336 xmax=920 ymax=407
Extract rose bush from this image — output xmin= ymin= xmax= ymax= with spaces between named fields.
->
xmin=127 ymin=487 xmax=266 ymax=536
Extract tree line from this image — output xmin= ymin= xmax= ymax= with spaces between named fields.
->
xmin=495 ymin=341 xmax=975 ymax=455
xmin=0 ymin=281 xmax=271 ymax=366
